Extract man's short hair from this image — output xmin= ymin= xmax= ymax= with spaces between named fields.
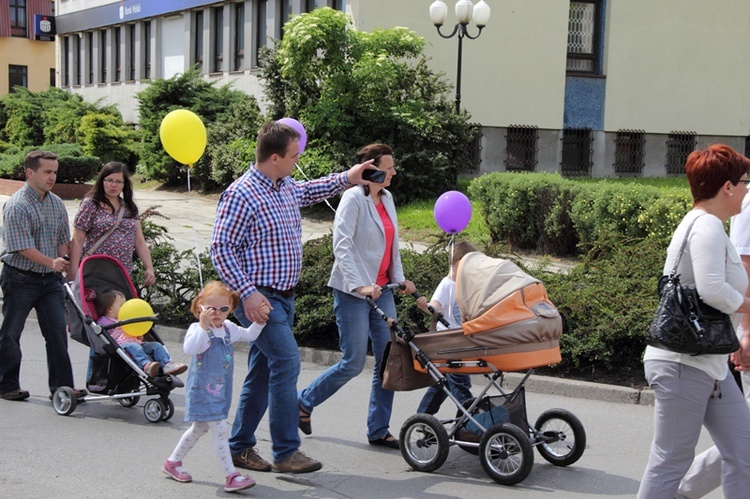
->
xmin=24 ymin=150 xmax=59 ymax=176
xmin=255 ymin=122 xmax=300 ymax=163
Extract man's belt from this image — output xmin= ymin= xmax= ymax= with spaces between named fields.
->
xmin=3 ymin=264 xmax=54 ymax=277
xmin=257 ymin=286 xmax=294 ymax=298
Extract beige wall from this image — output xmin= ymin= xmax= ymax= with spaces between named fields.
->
xmin=604 ymin=0 xmax=750 ymax=136
xmin=0 ymin=38 xmax=55 ymax=95
xmin=352 ymin=0 xmax=570 ymax=129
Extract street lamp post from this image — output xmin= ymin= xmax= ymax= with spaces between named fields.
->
xmin=429 ymin=0 xmax=491 ymax=113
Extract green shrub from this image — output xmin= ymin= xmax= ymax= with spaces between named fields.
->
xmin=77 ymin=113 xmax=139 ymax=167
xmin=0 ymin=143 xmax=99 ymax=183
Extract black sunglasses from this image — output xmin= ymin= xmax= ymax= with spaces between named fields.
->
xmin=202 ymin=305 xmax=231 ymax=313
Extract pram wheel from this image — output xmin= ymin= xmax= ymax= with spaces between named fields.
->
xmin=143 ymin=398 xmax=166 ymax=423
xmin=479 ymin=423 xmax=533 ymax=486
xmin=52 ymin=387 xmax=78 ymax=416
xmin=118 ymin=396 xmax=140 ymax=408
xmin=399 ymin=414 xmax=450 ymax=473
xmin=533 ymin=409 xmax=586 ymax=466
xmin=162 ymin=399 xmax=175 ymax=421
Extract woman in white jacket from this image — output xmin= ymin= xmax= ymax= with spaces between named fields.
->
xmin=298 ymin=143 xmax=416 ymax=449
xmin=637 ymin=144 xmax=750 ymax=498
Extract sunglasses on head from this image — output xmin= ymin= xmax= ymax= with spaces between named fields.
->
xmin=202 ymin=305 xmax=231 ymax=313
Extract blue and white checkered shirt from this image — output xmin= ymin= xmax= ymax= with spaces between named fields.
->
xmin=210 ymin=165 xmax=349 ymax=301
xmin=1 ymin=183 xmax=70 ymax=273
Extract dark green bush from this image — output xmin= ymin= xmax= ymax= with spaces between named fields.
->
xmin=0 ymin=143 xmax=99 ymax=183
xmin=77 ymin=113 xmax=139 ymax=167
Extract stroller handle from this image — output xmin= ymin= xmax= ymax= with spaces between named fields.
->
xmin=410 ymin=291 xmax=451 ymax=328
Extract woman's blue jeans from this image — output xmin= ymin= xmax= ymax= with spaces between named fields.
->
xmin=299 ymin=288 xmax=396 ymax=441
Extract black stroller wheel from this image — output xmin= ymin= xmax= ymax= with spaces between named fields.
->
xmin=479 ymin=423 xmax=533 ymax=485
xmin=399 ymin=414 xmax=450 ymax=473
xmin=534 ymin=409 xmax=586 ymax=466
xmin=52 ymin=387 xmax=78 ymax=416
xmin=162 ymin=399 xmax=175 ymax=421
xmin=143 ymin=398 xmax=166 ymax=423
xmin=118 ymin=395 xmax=140 ymax=408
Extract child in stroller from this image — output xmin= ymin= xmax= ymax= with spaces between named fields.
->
xmin=55 ymin=254 xmax=184 ymax=422
xmin=94 ymin=289 xmax=187 ymax=379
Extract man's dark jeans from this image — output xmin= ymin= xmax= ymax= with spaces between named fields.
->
xmin=0 ymin=266 xmax=74 ymax=394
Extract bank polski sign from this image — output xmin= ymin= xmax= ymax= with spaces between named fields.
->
xmin=34 ymin=15 xmax=56 ymax=42
xmin=119 ymin=2 xmax=142 ymax=21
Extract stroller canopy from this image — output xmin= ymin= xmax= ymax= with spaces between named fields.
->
xmin=457 ymin=252 xmax=561 ymax=340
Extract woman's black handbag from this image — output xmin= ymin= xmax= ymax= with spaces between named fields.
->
xmin=646 ymin=215 xmax=740 ymax=356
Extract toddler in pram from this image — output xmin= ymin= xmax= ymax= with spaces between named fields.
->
xmin=375 ymin=251 xmax=586 ymax=485
xmin=55 ymin=254 xmax=184 ymax=422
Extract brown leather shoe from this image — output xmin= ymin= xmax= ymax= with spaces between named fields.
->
xmin=1 ymin=388 xmax=30 ymax=401
xmin=232 ymin=447 xmax=272 ymax=472
xmin=272 ymin=451 xmax=322 ymax=473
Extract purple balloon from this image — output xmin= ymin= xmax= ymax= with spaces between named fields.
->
xmin=434 ymin=191 xmax=472 ymax=234
xmin=276 ymin=117 xmax=307 ymax=154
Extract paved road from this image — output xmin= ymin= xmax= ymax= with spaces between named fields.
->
xmin=0 ymin=317 xmax=722 ymax=499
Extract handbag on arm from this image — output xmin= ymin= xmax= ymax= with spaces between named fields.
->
xmin=646 ymin=214 xmax=740 ymax=355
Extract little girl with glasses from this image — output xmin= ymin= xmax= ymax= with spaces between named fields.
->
xmin=163 ymin=281 xmax=268 ymax=493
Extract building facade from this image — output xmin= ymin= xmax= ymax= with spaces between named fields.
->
xmin=54 ymin=1 xmax=750 ymax=177
xmin=0 ymin=0 xmax=56 ymax=95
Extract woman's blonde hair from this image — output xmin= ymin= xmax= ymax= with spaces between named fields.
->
xmin=190 ymin=280 xmax=240 ymax=319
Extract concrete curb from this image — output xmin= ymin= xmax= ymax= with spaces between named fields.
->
xmin=155 ymin=324 xmax=654 ymax=407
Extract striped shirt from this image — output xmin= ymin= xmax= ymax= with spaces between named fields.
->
xmin=1 ymin=183 xmax=70 ymax=273
xmin=210 ymin=165 xmax=349 ymax=301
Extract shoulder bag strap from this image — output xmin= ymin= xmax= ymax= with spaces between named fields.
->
xmin=669 ymin=212 xmax=705 ymax=277
xmin=84 ymin=204 xmax=126 ymax=257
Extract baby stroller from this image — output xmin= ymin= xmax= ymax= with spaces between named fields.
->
xmin=374 ymin=252 xmax=586 ymax=485
xmin=56 ymin=254 xmax=183 ymax=423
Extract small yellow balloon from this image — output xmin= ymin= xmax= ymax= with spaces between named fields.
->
xmin=159 ymin=109 xmax=207 ymax=165
xmin=118 ymin=298 xmax=154 ymax=337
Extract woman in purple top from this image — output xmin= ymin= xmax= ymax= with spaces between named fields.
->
xmin=68 ymin=161 xmax=155 ymax=286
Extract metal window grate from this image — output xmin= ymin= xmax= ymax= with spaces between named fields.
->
xmin=666 ymin=131 xmax=697 ymax=175
xmin=505 ymin=125 xmax=538 ymax=172
xmin=567 ymin=1 xmax=598 ymax=73
xmin=466 ymin=124 xmax=483 ymax=173
xmin=614 ymin=130 xmax=645 ymax=176
xmin=561 ymin=128 xmax=593 ymax=177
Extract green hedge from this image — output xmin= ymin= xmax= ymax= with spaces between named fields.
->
xmin=0 ymin=143 xmax=99 ymax=183
xmin=469 ymin=172 xmax=692 ymax=256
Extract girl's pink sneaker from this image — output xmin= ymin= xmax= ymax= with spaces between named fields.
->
xmin=224 ymin=472 xmax=256 ymax=492
xmin=162 ymin=460 xmax=192 ymax=483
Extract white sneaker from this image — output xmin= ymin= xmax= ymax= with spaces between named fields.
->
xmin=163 ymin=361 xmax=187 ymax=375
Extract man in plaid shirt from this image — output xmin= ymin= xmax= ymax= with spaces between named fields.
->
xmin=0 ymin=151 xmax=80 ymax=402
xmin=211 ymin=121 xmax=375 ymax=474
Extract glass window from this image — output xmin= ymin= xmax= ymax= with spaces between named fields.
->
xmin=114 ymin=27 xmax=121 ymax=82
xmin=234 ymin=2 xmax=245 ymax=71
xmin=561 ymin=128 xmax=593 ymax=177
xmin=505 ymin=126 xmax=538 ymax=172
xmin=64 ymin=36 xmax=70 ymax=86
xmin=144 ymin=21 xmax=152 ymax=79
xmin=100 ymin=30 xmax=108 ymax=83
xmin=334 ymin=0 xmax=348 ymax=12
xmin=194 ymin=11 xmax=204 ymax=70
xmin=213 ymin=7 xmax=224 ymax=72
xmin=10 ymin=0 xmax=27 ymax=37
xmin=305 ymin=0 xmax=320 ymax=12
xmin=280 ymin=0 xmax=292 ymax=38
xmin=614 ymin=130 xmax=646 ymax=176
xmin=73 ymin=34 xmax=81 ymax=85
xmin=128 ymin=24 xmax=136 ymax=80
xmin=9 ymin=65 xmax=28 ymax=92
xmin=567 ymin=1 xmax=600 ymax=74
xmin=50 ymin=68 xmax=55 ymax=87
xmin=87 ymin=32 xmax=94 ymax=84
xmin=256 ymin=0 xmax=268 ymax=67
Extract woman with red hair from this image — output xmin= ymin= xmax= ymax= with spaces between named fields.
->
xmin=638 ymin=144 xmax=750 ymax=497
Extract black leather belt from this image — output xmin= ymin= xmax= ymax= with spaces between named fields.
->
xmin=257 ymin=286 xmax=294 ymax=298
xmin=3 ymin=264 xmax=54 ymax=277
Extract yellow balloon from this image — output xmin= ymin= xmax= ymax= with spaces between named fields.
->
xmin=159 ymin=109 xmax=207 ymax=165
xmin=118 ymin=298 xmax=154 ymax=337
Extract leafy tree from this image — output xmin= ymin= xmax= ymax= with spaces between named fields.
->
xmin=260 ymin=7 xmax=474 ymax=203
xmin=135 ymin=68 xmax=256 ymax=185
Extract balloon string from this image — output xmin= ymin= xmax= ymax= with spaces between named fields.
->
xmin=187 ymin=166 xmax=204 ymax=289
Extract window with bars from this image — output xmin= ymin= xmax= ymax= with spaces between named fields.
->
xmin=614 ymin=130 xmax=646 ymax=176
xmin=567 ymin=1 xmax=600 ymax=74
xmin=561 ymin=128 xmax=593 ymax=177
xmin=665 ymin=131 xmax=697 ymax=175
xmin=505 ymin=126 xmax=538 ymax=172
xmin=234 ymin=2 xmax=245 ymax=71
xmin=467 ymin=124 xmax=482 ymax=173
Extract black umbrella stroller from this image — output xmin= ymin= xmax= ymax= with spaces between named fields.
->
xmin=374 ymin=252 xmax=586 ymax=485
xmin=56 ymin=254 xmax=183 ymax=422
